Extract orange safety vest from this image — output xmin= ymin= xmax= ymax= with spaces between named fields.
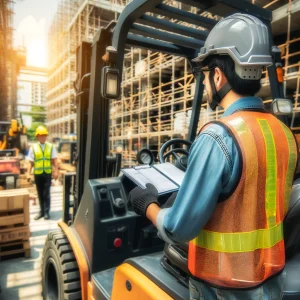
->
xmin=188 ymin=111 xmax=298 ymax=289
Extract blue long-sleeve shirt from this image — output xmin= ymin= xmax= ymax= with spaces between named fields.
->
xmin=156 ymin=96 xmax=265 ymax=244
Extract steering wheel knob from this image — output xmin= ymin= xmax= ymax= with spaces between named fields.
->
xmin=180 ymin=156 xmax=188 ymax=166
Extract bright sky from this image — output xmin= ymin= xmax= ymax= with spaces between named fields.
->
xmin=14 ymin=0 xmax=59 ymax=68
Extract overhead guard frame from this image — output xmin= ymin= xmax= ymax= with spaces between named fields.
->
xmin=110 ymin=0 xmax=274 ymax=142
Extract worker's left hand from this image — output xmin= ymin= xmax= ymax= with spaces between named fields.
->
xmin=129 ymin=183 xmax=159 ymax=217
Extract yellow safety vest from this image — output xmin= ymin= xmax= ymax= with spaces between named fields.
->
xmin=33 ymin=142 xmax=53 ymax=174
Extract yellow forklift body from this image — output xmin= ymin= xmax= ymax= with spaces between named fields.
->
xmin=111 ymin=263 xmax=173 ymax=300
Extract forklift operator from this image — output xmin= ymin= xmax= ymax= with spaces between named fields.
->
xmin=129 ymin=14 xmax=298 ymax=300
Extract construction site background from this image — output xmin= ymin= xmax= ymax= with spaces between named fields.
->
xmin=0 ymin=0 xmax=26 ymax=122
xmin=44 ymin=0 xmax=300 ymax=166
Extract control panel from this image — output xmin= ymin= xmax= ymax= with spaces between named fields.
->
xmin=73 ymin=176 xmax=165 ymax=273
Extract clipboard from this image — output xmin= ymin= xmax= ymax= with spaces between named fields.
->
xmin=121 ymin=162 xmax=185 ymax=195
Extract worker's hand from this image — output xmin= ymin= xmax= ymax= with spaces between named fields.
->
xmin=129 ymin=183 xmax=159 ymax=217
xmin=26 ymin=174 xmax=31 ymax=182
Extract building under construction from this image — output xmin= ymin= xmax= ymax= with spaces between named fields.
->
xmin=46 ymin=0 xmax=129 ymax=138
xmin=47 ymin=0 xmax=300 ymax=166
xmin=0 ymin=0 xmax=18 ymax=121
xmin=108 ymin=0 xmax=300 ymax=167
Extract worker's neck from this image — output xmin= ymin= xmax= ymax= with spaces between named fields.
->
xmin=220 ymin=90 xmax=245 ymax=111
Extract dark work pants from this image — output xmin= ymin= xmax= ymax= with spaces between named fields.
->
xmin=35 ymin=173 xmax=52 ymax=214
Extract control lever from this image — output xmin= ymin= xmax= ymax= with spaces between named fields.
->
xmin=113 ymin=197 xmax=125 ymax=209
xmin=142 ymin=224 xmax=157 ymax=239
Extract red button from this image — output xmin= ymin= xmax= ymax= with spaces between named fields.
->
xmin=113 ymin=238 xmax=122 ymax=248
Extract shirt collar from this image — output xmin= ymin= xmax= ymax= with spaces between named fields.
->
xmin=222 ymin=96 xmax=264 ymax=117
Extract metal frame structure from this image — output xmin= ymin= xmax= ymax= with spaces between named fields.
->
xmin=79 ymin=0 xmax=283 ymax=207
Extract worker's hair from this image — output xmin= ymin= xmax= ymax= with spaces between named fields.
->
xmin=203 ymin=55 xmax=262 ymax=96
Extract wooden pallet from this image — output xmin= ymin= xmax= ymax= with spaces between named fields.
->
xmin=0 ymin=189 xmax=30 ymax=226
xmin=0 ymin=189 xmax=30 ymax=212
xmin=0 ymin=240 xmax=31 ymax=261
xmin=0 ymin=212 xmax=27 ymax=227
xmin=0 ymin=225 xmax=31 ymax=243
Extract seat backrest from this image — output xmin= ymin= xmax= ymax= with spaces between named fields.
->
xmin=284 ymin=180 xmax=300 ymax=258
xmin=285 ymin=180 xmax=300 ymax=222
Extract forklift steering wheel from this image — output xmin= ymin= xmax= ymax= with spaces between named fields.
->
xmin=159 ymin=138 xmax=192 ymax=171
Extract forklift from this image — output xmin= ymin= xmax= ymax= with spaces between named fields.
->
xmin=0 ymin=119 xmax=28 ymax=189
xmin=41 ymin=1 xmax=300 ymax=299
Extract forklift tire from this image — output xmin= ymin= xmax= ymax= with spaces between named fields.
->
xmin=41 ymin=229 xmax=82 ymax=300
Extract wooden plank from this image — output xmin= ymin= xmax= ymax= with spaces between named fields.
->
xmin=8 ymin=194 xmax=24 ymax=210
xmin=0 ymin=196 xmax=8 ymax=212
xmin=0 ymin=188 xmax=29 ymax=195
xmin=0 ymin=240 xmax=30 ymax=250
xmin=0 ymin=214 xmax=25 ymax=227
xmin=0 ymin=191 xmax=29 ymax=214
xmin=0 ymin=248 xmax=31 ymax=259
xmin=59 ymin=163 xmax=76 ymax=172
xmin=23 ymin=193 xmax=29 ymax=225
xmin=0 ymin=226 xmax=31 ymax=243
xmin=0 ymin=240 xmax=31 ymax=261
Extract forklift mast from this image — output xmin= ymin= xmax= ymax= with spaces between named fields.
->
xmin=75 ymin=0 xmax=284 ymax=208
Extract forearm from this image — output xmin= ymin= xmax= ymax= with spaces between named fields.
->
xmin=146 ymin=203 xmax=161 ymax=227
xmin=146 ymin=203 xmax=180 ymax=244
xmin=27 ymin=162 xmax=33 ymax=175
xmin=52 ymin=158 xmax=58 ymax=171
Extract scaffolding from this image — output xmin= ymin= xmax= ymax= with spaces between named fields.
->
xmin=0 ymin=0 xmax=16 ymax=121
xmin=47 ymin=0 xmax=300 ymax=166
xmin=46 ymin=0 xmax=130 ymax=138
xmin=108 ymin=0 xmax=300 ymax=167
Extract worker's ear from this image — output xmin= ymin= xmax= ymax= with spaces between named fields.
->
xmin=214 ymin=67 xmax=227 ymax=91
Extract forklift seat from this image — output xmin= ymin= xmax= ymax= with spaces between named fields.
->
xmin=162 ymin=242 xmax=189 ymax=287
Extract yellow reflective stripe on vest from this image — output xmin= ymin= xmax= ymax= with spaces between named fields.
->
xmin=280 ymin=123 xmax=298 ymax=214
xmin=191 ymin=222 xmax=283 ymax=253
xmin=258 ymin=119 xmax=277 ymax=228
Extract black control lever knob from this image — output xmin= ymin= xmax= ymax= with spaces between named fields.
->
xmin=114 ymin=197 xmax=125 ymax=209
xmin=100 ymin=188 xmax=107 ymax=196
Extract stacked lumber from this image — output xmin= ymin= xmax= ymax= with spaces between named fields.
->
xmin=0 ymin=189 xmax=31 ymax=260
xmin=59 ymin=163 xmax=76 ymax=172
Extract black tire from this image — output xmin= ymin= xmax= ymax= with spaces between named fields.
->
xmin=41 ymin=229 xmax=82 ymax=300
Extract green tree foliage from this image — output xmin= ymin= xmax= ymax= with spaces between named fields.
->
xmin=26 ymin=122 xmax=45 ymax=141
xmin=22 ymin=106 xmax=47 ymax=141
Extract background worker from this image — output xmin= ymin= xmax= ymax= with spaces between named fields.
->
xmin=129 ymin=13 xmax=298 ymax=299
xmin=27 ymin=125 xmax=58 ymax=220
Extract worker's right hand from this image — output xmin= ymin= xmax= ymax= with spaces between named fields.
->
xmin=26 ymin=174 xmax=31 ymax=182
xmin=129 ymin=183 xmax=159 ymax=217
